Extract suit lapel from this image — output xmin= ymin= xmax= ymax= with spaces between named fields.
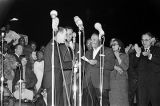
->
xmin=59 ymin=44 xmax=72 ymax=61
xmin=94 ymin=46 xmax=103 ymax=60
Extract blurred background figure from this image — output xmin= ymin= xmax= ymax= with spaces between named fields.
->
xmin=34 ymin=51 xmax=44 ymax=93
xmin=20 ymin=55 xmax=37 ymax=90
xmin=86 ymin=38 xmax=92 ymax=50
xmin=13 ymin=80 xmax=34 ymax=106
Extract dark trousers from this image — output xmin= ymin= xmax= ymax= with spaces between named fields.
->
xmin=137 ymin=79 xmax=160 ymax=106
xmin=46 ymin=72 xmax=64 ymax=106
xmin=83 ymin=81 xmax=109 ymax=106
xmin=128 ymin=79 xmax=138 ymax=106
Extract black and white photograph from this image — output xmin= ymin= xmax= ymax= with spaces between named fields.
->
xmin=0 ymin=0 xmax=160 ymax=106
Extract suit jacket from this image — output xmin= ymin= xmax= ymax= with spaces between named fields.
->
xmin=127 ymin=50 xmax=138 ymax=80
xmin=43 ymin=40 xmax=62 ymax=89
xmin=84 ymin=46 xmax=115 ymax=89
xmin=12 ymin=53 xmax=23 ymax=92
xmin=60 ymin=42 xmax=80 ymax=85
xmin=25 ymin=64 xmax=37 ymax=89
xmin=134 ymin=46 xmax=160 ymax=85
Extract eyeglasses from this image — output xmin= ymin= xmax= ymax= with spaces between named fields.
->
xmin=111 ymin=43 xmax=118 ymax=46
xmin=141 ymin=39 xmax=151 ymax=42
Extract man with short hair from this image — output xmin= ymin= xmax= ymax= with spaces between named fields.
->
xmin=12 ymin=44 xmax=23 ymax=92
xmin=134 ymin=32 xmax=160 ymax=106
xmin=43 ymin=27 xmax=67 ymax=106
xmin=83 ymin=33 xmax=115 ymax=106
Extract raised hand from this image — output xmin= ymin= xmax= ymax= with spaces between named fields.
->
xmin=134 ymin=44 xmax=141 ymax=54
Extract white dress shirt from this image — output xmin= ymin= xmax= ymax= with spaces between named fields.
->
xmin=93 ymin=45 xmax=102 ymax=59
xmin=34 ymin=60 xmax=44 ymax=91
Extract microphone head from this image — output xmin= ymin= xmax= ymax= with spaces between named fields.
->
xmin=50 ymin=10 xmax=58 ymax=18
xmin=74 ymin=16 xmax=79 ymax=23
xmin=74 ymin=16 xmax=83 ymax=25
xmin=94 ymin=22 xmax=102 ymax=31
xmin=74 ymin=16 xmax=84 ymax=30
xmin=10 ymin=18 xmax=19 ymax=21
xmin=94 ymin=22 xmax=104 ymax=36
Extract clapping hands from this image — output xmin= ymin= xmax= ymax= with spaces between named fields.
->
xmin=134 ymin=44 xmax=141 ymax=54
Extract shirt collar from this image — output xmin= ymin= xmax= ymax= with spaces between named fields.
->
xmin=93 ymin=45 xmax=103 ymax=51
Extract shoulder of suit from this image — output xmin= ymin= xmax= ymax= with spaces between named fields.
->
xmin=120 ymin=53 xmax=128 ymax=58
xmin=104 ymin=46 xmax=113 ymax=51
xmin=152 ymin=46 xmax=160 ymax=50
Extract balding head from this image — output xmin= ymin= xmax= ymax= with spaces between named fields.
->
xmin=91 ymin=33 xmax=100 ymax=49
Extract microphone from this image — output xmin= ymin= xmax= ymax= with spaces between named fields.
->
xmin=50 ymin=10 xmax=59 ymax=31
xmin=94 ymin=22 xmax=105 ymax=40
xmin=50 ymin=10 xmax=58 ymax=19
xmin=10 ymin=18 xmax=19 ymax=21
xmin=74 ymin=16 xmax=84 ymax=30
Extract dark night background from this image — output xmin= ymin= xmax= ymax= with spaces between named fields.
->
xmin=0 ymin=0 xmax=160 ymax=49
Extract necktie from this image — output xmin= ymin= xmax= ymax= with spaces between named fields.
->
xmin=145 ymin=48 xmax=149 ymax=52
xmin=68 ymin=46 xmax=73 ymax=59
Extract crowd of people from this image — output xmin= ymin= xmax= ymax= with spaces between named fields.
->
xmin=0 ymin=21 xmax=160 ymax=106
xmin=0 ymin=25 xmax=46 ymax=106
xmin=43 ymin=24 xmax=160 ymax=106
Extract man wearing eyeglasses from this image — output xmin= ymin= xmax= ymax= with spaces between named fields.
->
xmin=134 ymin=32 xmax=160 ymax=106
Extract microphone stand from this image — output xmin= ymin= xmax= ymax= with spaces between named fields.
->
xmin=99 ymin=36 xmax=105 ymax=106
xmin=51 ymin=30 xmax=55 ymax=106
xmin=73 ymin=61 xmax=78 ymax=106
xmin=0 ymin=32 xmax=5 ymax=106
xmin=72 ymin=35 xmax=77 ymax=106
xmin=19 ymin=65 xmax=22 ymax=106
xmin=78 ymin=30 xmax=82 ymax=106
xmin=51 ymin=15 xmax=59 ymax=106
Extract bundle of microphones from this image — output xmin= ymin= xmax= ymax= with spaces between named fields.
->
xmin=50 ymin=10 xmax=105 ymax=40
xmin=74 ymin=16 xmax=105 ymax=40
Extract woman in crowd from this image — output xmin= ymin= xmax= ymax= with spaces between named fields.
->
xmin=34 ymin=50 xmax=44 ymax=92
xmin=20 ymin=55 xmax=37 ymax=90
xmin=109 ymin=38 xmax=129 ymax=106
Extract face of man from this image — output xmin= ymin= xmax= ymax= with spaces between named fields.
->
xmin=21 ymin=57 xmax=27 ymax=66
xmin=86 ymin=39 xmax=92 ymax=50
xmin=66 ymin=29 xmax=73 ymax=42
xmin=22 ymin=83 xmax=26 ymax=89
xmin=141 ymin=34 xmax=152 ymax=48
xmin=19 ymin=38 xmax=25 ymax=46
xmin=15 ymin=45 xmax=23 ymax=56
xmin=31 ymin=43 xmax=36 ymax=51
xmin=91 ymin=34 xmax=100 ymax=49
xmin=56 ymin=28 xmax=67 ymax=43
xmin=37 ymin=51 xmax=44 ymax=60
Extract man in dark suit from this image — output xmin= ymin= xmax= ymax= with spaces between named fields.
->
xmin=62 ymin=27 xmax=80 ymax=106
xmin=127 ymin=48 xmax=139 ymax=106
xmin=12 ymin=44 xmax=23 ymax=92
xmin=134 ymin=32 xmax=160 ymax=106
xmin=43 ymin=27 xmax=69 ymax=106
xmin=83 ymin=33 xmax=115 ymax=106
